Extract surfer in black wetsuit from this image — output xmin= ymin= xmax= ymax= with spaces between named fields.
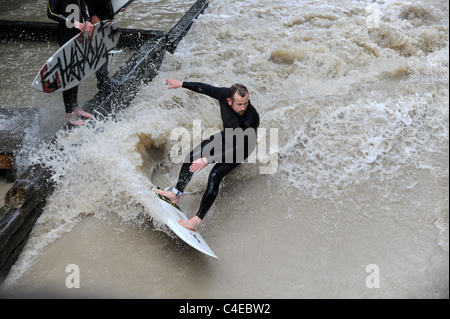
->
xmin=47 ymin=0 xmax=95 ymax=125
xmin=156 ymin=79 xmax=260 ymax=231
xmin=86 ymin=0 xmax=124 ymax=92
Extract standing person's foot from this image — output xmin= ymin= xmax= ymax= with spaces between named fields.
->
xmin=179 ymin=216 xmax=202 ymax=231
xmin=74 ymin=107 xmax=94 ymax=120
xmin=66 ymin=112 xmax=84 ymax=126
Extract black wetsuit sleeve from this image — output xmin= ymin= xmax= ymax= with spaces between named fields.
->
xmin=47 ymin=0 xmax=91 ymax=24
xmin=85 ymin=0 xmax=97 ymax=17
xmin=182 ymin=82 xmax=229 ymax=101
xmin=47 ymin=0 xmax=67 ymax=24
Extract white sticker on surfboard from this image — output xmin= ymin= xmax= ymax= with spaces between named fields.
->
xmin=153 ymin=190 xmax=218 ymax=259
xmin=111 ymin=0 xmax=135 ymax=15
xmin=32 ymin=20 xmax=120 ymax=93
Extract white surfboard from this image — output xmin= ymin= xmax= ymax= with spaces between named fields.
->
xmin=32 ymin=20 xmax=119 ymax=93
xmin=111 ymin=0 xmax=135 ymax=15
xmin=153 ymin=190 xmax=218 ymax=259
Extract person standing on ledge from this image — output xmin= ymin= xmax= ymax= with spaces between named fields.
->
xmin=47 ymin=0 xmax=95 ymax=126
xmin=156 ymin=79 xmax=260 ymax=231
xmin=87 ymin=0 xmax=125 ymax=92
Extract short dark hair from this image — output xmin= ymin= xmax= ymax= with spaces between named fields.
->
xmin=230 ymin=83 xmax=248 ymax=101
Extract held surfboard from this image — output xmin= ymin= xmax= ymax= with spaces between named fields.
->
xmin=111 ymin=0 xmax=135 ymax=15
xmin=32 ymin=20 xmax=119 ymax=93
xmin=153 ymin=190 xmax=218 ymax=259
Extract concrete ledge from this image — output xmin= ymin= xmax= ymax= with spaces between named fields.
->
xmin=166 ymin=0 xmax=209 ymax=53
xmin=0 ymin=20 xmax=167 ymax=50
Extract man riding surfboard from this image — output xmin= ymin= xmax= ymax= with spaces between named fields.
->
xmin=156 ymin=79 xmax=260 ymax=231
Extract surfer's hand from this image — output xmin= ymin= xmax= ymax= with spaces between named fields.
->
xmin=190 ymin=158 xmax=208 ymax=173
xmin=85 ymin=21 xmax=95 ymax=37
xmin=166 ymin=78 xmax=183 ymax=89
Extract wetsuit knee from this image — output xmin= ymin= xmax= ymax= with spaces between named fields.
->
xmin=208 ymin=169 xmax=223 ymax=187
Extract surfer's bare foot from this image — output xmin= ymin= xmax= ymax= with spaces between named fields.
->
xmin=179 ymin=216 xmax=202 ymax=231
xmin=155 ymin=189 xmax=180 ymax=204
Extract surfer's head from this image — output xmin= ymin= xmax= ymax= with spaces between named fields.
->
xmin=228 ymin=83 xmax=249 ymax=116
